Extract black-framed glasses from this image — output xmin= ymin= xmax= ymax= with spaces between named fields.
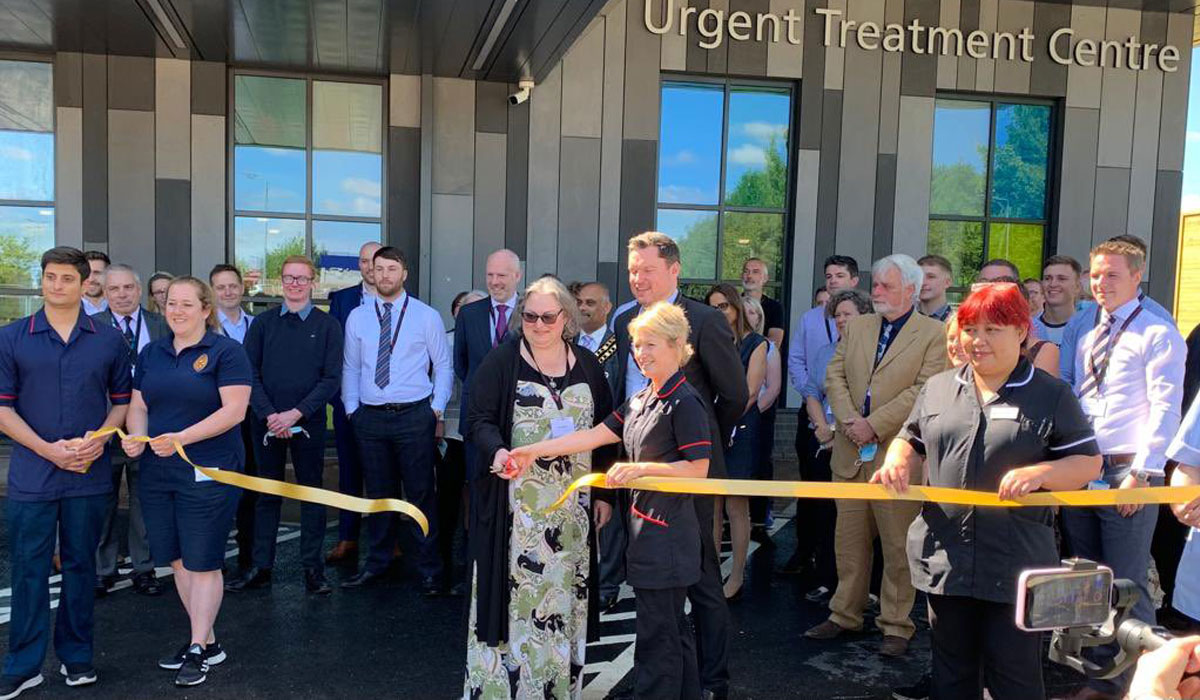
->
xmin=521 ymin=309 xmax=562 ymax=325
xmin=281 ymin=275 xmax=313 ymax=285
xmin=712 ymin=301 xmax=730 ymax=311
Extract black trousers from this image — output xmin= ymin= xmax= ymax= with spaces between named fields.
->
xmin=749 ymin=404 xmax=777 ymax=525
xmin=332 ymin=397 xmax=363 ymax=543
xmin=353 ymin=401 xmax=442 ymax=579
xmin=634 ymin=586 xmax=699 ymax=700
xmin=250 ymin=420 xmax=328 ymax=572
xmin=234 ymin=418 xmax=259 ymax=571
xmin=690 ymin=495 xmax=730 ymax=695
xmin=435 ymin=438 xmax=466 ymax=581
xmin=794 ymin=424 xmax=838 ymax=588
xmin=927 ymin=594 xmax=1045 ymax=700
xmin=1153 ymin=464 xmax=1188 ymax=609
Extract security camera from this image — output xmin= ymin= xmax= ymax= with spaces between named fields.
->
xmin=509 ymin=79 xmax=535 ymax=106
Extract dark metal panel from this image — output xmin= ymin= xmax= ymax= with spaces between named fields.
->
xmin=504 ymin=98 xmax=529 ymax=258
xmin=873 ymin=153 xmax=896 ymax=262
xmin=54 ymin=50 xmax=82 ymax=108
xmin=525 ymin=0 xmax=608 ymax=81
xmin=1148 ymin=169 xmax=1182 ymax=305
xmin=432 ymin=0 xmax=491 ymax=77
xmin=191 ymin=60 xmax=226 ymax=116
xmin=389 ymin=125 xmax=422 ymax=293
xmin=727 ymin=0 xmax=769 ymax=77
xmin=596 ymin=260 xmax=618 ymax=302
xmin=685 ymin=0 xmax=710 ymax=73
xmin=618 ymin=138 xmax=657 ymax=303
xmin=107 ymin=55 xmax=155 ymax=111
xmin=156 ymin=178 xmax=191 ymax=274
xmin=475 ymin=79 xmax=508 ymax=134
xmin=484 ymin=0 xmax=601 ymax=82
xmin=82 ymin=52 xmax=108 ymax=246
xmin=814 ymin=89 xmax=841 ymax=281
xmin=900 ymin=0 xmax=937 ymax=97
xmin=798 ymin=0 xmax=826 ymax=151
xmin=1030 ymin=0 xmax=1069 ymax=97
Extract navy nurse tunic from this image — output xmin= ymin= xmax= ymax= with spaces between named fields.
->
xmin=134 ymin=330 xmax=252 ymax=570
xmin=602 ymin=370 xmax=712 ymax=590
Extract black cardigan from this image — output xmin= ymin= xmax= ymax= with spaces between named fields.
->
xmin=467 ymin=337 xmax=616 ymax=647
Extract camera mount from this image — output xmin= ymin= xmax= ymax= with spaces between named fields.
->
xmin=1048 ymin=559 xmax=1172 ymax=680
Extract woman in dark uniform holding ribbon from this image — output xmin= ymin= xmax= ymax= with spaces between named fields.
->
xmin=120 ymin=276 xmax=251 ymax=688
xmin=511 ymin=301 xmax=711 ymax=699
xmin=871 ymin=283 xmax=1101 ymax=700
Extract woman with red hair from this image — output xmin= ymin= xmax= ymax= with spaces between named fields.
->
xmin=872 ymin=282 xmax=1102 ymax=700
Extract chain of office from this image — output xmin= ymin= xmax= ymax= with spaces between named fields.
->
xmin=644 ymin=0 xmax=1182 ymax=72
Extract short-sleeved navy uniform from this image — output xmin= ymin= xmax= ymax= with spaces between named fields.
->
xmin=603 ymin=371 xmax=712 ymax=590
xmin=0 ymin=310 xmax=132 ymax=501
xmin=898 ymin=358 xmax=1100 ymax=603
xmin=135 ymin=330 xmax=252 ymax=570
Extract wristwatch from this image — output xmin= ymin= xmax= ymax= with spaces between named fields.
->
xmin=1130 ymin=469 xmax=1152 ymax=485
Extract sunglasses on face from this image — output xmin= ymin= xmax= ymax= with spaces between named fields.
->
xmin=521 ymin=309 xmax=562 ymax=325
xmin=712 ymin=301 xmax=730 ymax=311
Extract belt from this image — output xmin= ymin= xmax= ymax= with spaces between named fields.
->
xmin=363 ymin=397 xmax=430 ymax=412
xmin=1104 ymin=453 xmax=1136 ymax=467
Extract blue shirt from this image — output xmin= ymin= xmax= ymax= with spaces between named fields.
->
xmin=0 ymin=309 xmax=132 ymax=501
xmin=788 ymin=304 xmax=838 ymax=395
xmin=1169 ymin=395 xmax=1200 ymax=467
xmin=1059 ymin=294 xmax=1175 ymax=385
xmin=217 ymin=308 xmax=254 ymax=344
xmin=624 ymin=291 xmax=680 ymax=402
xmin=134 ymin=331 xmax=252 ymax=472
xmin=341 ymin=291 xmax=453 ymax=414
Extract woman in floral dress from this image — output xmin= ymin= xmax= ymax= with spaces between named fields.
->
xmin=463 ymin=276 xmax=615 ymax=699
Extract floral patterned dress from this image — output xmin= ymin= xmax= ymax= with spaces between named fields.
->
xmin=464 ymin=359 xmax=594 ymax=700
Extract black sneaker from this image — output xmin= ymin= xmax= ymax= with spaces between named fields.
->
xmin=173 ymin=645 xmax=208 ymax=687
xmin=58 ymin=664 xmax=96 ymax=687
xmin=158 ymin=642 xmax=226 ymax=670
xmin=0 ymin=674 xmax=43 ymax=699
xmin=891 ymin=673 xmax=930 ymax=700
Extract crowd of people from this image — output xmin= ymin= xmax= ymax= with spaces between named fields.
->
xmin=0 ymin=227 xmax=1199 ymax=700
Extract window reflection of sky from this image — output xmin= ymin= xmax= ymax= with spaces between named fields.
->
xmin=932 ymin=100 xmax=989 ymax=174
xmin=313 ymin=150 xmax=382 ymax=217
xmin=724 ymin=88 xmax=789 ymax=200
xmin=0 ymin=131 xmax=53 ymax=202
xmin=234 ymin=145 xmax=305 ymax=213
xmin=0 ymin=206 xmax=54 ymax=285
xmin=658 ymin=84 xmax=723 ymax=205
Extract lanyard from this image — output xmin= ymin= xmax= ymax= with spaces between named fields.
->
xmin=375 ymin=295 xmax=411 ymax=354
xmin=112 ymin=312 xmax=143 ymax=357
xmin=523 ymin=338 xmax=568 ymax=410
xmin=1086 ymin=304 xmax=1142 ymax=391
xmin=824 ymin=316 xmax=833 ymax=343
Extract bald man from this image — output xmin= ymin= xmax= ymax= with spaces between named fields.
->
xmin=326 ymin=241 xmax=382 ymax=562
xmin=454 ymin=249 xmax=522 ymax=481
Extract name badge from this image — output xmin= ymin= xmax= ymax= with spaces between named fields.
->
xmin=195 ymin=466 xmax=216 ymax=483
xmin=550 ymin=417 xmax=576 ymax=439
xmin=1087 ymin=479 xmax=1110 ymax=491
xmin=990 ymin=406 xmax=1019 ymax=421
xmin=1081 ymin=397 xmax=1107 ymax=419
xmin=858 ymin=443 xmax=878 ymax=463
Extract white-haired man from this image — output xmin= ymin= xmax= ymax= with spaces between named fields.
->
xmin=804 ymin=254 xmax=947 ymax=658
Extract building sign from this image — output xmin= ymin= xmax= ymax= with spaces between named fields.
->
xmin=644 ymin=0 xmax=1182 ymax=72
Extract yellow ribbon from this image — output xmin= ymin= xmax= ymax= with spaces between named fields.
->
xmin=546 ymin=469 xmax=1200 ymax=513
xmin=86 ymin=427 xmax=429 ymax=535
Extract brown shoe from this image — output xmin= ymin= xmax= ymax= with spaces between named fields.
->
xmin=1052 ymin=687 xmax=1119 ymax=700
xmin=804 ymin=619 xmax=854 ymax=640
xmin=325 ymin=541 xmax=358 ymax=563
xmin=52 ymin=554 xmax=61 ymax=573
xmin=880 ymin=635 xmax=910 ymax=657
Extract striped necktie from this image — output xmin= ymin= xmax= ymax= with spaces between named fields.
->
xmin=374 ymin=302 xmax=393 ymax=389
xmin=1079 ymin=313 xmax=1116 ymax=398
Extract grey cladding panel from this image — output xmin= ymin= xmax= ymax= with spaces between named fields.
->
xmin=727 ymin=0 xmax=770 ymax=76
xmin=814 ymin=90 xmax=842 ymax=274
xmin=506 ymin=101 xmax=530 ymax=258
xmin=155 ymin=179 xmax=190 ymax=275
xmin=473 ymin=132 xmax=508 ymax=285
xmin=873 ymin=153 xmax=897 ymax=261
xmin=686 ymin=0 xmax=711 ymax=73
xmin=557 ymin=137 xmax=603 ymax=287
xmin=1092 ymin=167 xmax=1131 ymax=245
xmin=108 ymin=109 xmax=155 ymax=277
xmin=432 ymin=78 xmax=475 ymax=196
xmin=1148 ymin=170 xmax=1181 ymax=303
xmin=476 ymin=81 xmax=509 ymax=135
xmin=798 ymin=0 xmax=827 ymax=151
xmin=900 ymin=0 xmax=938 ymax=97
xmin=1030 ymin=1 xmax=1069 ymax=97
xmin=191 ymin=61 xmax=226 ymax=117
xmin=106 ymin=56 xmax=154 ymax=111
xmin=55 ymin=52 xmax=83 ymax=108
xmin=623 ymin=0 xmax=661 ymax=142
xmin=619 ymin=139 xmax=658 ymax=244
xmin=390 ymin=126 xmax=423 ymax=291
xmin=82 ymin=53 xmax=108 ymax=245
xmin=1056 ymin=107 xmax=1100 ymax=262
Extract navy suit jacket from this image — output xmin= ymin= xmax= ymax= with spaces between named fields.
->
xmin=328 ymin=283 xmax=364 ymax=330
xmin=92 ymin=307 xmax=171 ymax=343
xmin=454 ymin=297 xmax=509 ymax=436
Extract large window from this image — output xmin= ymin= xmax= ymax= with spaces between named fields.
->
xmin=232 ymin=74 xmax=384 ymax=299
xmin=656 ymin=80 xmax=792 ymax=299
xmin=927 ymin=97 xmax=1053 ymax=288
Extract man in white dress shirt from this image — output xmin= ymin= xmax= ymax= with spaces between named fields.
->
xmin=1060 ymin=238 xmax=1186 ymax=700
xmin=342 ymin=246 xmax=452 ymax=595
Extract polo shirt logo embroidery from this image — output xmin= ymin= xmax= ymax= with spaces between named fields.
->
xmin=193 ymin=354 xmax=209 ymax=372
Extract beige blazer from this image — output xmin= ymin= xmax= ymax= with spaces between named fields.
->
xmin=825 ymin=311 xmax=947 ymax=480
